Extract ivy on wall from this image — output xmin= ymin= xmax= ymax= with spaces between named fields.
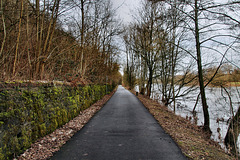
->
xmin=0 ymin=84 xmax=114 ymax=159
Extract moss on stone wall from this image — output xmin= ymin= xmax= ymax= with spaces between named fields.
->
xmin=0 ymin=84 xmax=114 ymax=159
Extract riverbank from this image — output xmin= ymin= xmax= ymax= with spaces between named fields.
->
xmin=133 ymin=92 xmax=235 ymax=160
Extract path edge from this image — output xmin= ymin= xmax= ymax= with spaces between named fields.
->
xmin=17 ymin=86 xmax=118 ymax=160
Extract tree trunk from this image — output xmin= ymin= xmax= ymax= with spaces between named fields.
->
xmin=40 ymin=0 xmax=60 ymax=79
xmin=13 ymin=0 xmax=24 ymax=75
xmin=0 ymin=0 xmax=6 ymax=57
xmin=35 ymin=0 xmax=40 ymax=78
xmin=147 ymin=68 xmax=153 ymax=97
xmin=194 ymin=0 xmax=211 ymax=134
xmin=80 ymin=0 xmax=85 ymax=75
xmin=223 ymin=86 xmax=238 ymax=156
xmin=224 ymin=107 xmax=240 ymax=155
xmin=172 ymin=0 xmax=178 ymax=112
xmin=26 ymin=1 xmax=32 ymax=79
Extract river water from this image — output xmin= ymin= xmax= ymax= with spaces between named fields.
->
xmin=135 ymin=85 xmax=240 ymax=150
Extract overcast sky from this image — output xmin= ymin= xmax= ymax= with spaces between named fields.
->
xmin=109 ymin=0 xmax=142 ymax=72
xmin=111 ymin=0 xmax=142 ymax=24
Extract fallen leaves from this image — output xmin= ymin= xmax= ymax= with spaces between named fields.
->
xmin=17 ymin=89 xmax=116 ymax=160
xmin=133 ymin=92 xmax=235 ymax=160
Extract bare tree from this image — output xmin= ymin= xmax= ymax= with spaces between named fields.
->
xmin=149 ymin=0 xmax=240 ymax=137
xmin=0 ymin=0 xmax=6 ymax=57
xmin=12 ymin=0 xmax=24 ymax=75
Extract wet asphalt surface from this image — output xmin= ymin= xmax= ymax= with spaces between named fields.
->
xmin=51 ymin=85 xmax=187 ymax=160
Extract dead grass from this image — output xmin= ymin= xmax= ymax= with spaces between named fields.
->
xmin=134 ymin=92 xmax=236 ymax=160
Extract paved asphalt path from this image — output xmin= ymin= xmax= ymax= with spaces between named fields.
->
xmin=51 ymin=85 xmax=186 ymax=160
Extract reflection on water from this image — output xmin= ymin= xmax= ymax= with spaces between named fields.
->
xmin=136 ymin=85 xmax=240 ymax=151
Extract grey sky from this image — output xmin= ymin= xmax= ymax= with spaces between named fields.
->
xmin=110 ymin=0 xmax=142 ymax=73
xmin=111 ymin=0 xmax=142 ymax=24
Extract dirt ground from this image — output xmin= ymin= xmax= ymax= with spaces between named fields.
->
xmin=133 ymin=91 xmax=236 ymax=160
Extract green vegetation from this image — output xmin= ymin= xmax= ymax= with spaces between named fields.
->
xmin=0 ymin=84 xmax=114 ymax=159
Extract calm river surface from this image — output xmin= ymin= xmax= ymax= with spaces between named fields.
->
xmin=135 ymin=85 xmax=240 ymax=150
